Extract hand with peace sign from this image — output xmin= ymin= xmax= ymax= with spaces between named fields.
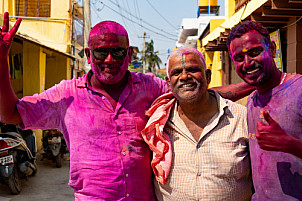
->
xmin=0 ymin=12 xmax=23 ymax=124
xmin=0 ymin=12 xmax=22 ymax=59
xmin=256 ymin=110 xmax=302 ymax=159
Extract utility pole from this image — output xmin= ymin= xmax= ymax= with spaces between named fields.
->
xmin=142 ymin=32 xmax=146 ymax=73
xmin=84 ymin=0 xmax=91 ymax=72
xmin=139 ymin=32 xmax=149 ymax=73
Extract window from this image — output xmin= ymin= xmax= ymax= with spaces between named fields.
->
xmin=15 ymin=0 xmax=51 ymax=17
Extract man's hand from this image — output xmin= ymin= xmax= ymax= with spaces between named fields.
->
xmin=256 ymin=110 xmax=293 ymax=153
xmin=0 ymin=12 xmax=21 ymax=59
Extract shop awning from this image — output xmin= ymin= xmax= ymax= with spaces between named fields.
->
xmin=16 ymin=33 xmax=76 ymax=60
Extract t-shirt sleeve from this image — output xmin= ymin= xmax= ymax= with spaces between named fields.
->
xmin=17 ymin=81 xmax=69 ymax=130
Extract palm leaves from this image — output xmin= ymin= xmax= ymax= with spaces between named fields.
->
xmin=143 ymin=40 xmax=162 ymax=73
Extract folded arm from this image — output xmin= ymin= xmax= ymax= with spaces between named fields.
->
xmin=0 ymin=12 xmax=22 ymax=124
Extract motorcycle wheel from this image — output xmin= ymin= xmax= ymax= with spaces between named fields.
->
xmin=30 ymin=160 xmax=38 ymax=176
xmin=55 ymin=154 xmax=62 ymax=168
xmin=7 ymin=166 xmax=22 ymax=194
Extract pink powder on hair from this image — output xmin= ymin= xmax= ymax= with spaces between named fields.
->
xmin=166 ymin=47 xmax=207 ymax=77
xmin=88 ymin=21 xmax=129 ymax=46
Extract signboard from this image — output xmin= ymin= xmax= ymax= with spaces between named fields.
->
xmin=270 ymin=30 xmax=283 ymax=72
xmin=132 ymin=61 xmax=142 ymax=68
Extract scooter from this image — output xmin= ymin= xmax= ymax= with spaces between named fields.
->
xmin=0 ymin=124 xmax=37 ymax=194
xmin=41 ymin=129 xmax=67 ymax=168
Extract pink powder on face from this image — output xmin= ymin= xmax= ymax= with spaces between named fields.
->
xmin=87 ymin=21 xmax=130 ymax=85
xmin=88 ymin=21 xmax=129 ymax=47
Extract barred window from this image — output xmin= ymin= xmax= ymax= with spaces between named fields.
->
xmin=15 ymin=0 xmax=51 ymax=17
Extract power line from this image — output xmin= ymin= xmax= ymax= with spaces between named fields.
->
xmin=91 ymin=1 xmax=103 ymax=21
xmin=106 ymin=0 xmax=178 ymax=38
xmin=123 ymin=0 xmax=139 ymax=37
xmin=100 ymin=2 xmax=177 ymax=41
xmin=134 ymin=0 xmax=143 ymax=32
xmin=115 ymin=0 xmax=129 ymax=31
xmin=145 ymin=0 xmax=178 ymax=30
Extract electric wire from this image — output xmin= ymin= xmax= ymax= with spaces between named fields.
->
xmin=123 ymin=0 xmax=139 ymax=37
xmin=115 ymin=0 xmax=129 ymax=31
xmin=281 ymin=16 xmax=302 ymax=29
xmin=145 ymin=0 xmax=178 ymax=30
xmin=134 ymin=0 xmax=143 ymax=33
xmin=101 ymin=2 xmax=177 ymax=41
xmin=91 ymin=1 xmax=103 ymax=21
xmin=105 ymin=0 xmax=178 ymax=38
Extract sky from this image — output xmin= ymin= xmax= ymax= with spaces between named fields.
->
xmin=76 ymin=0 xmax=224 ymax=68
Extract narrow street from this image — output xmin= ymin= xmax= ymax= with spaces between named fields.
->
xmin=0 ymin=152 xmax=74 ymax=201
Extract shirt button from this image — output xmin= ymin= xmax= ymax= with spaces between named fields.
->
xmin=126 ymin=174 xmax=129 ymax=177
xmin=122 ymin=152 xmax=126 ymax=156
xmin=118 ymin=131 xmax=122 ymax=135
xmin=126 ymin=194 xmax=129 ymax=197
xmin=102 ymin=96 xmax=105 ymax=100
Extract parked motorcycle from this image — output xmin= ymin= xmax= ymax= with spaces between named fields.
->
xmin=42 ymin=129 xmax=67 ymax=168
xmin=0 ymin=123 xmax=37 ymax=194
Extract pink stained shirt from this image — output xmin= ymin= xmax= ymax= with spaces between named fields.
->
xmin=16 ymin=70 xmax=169 ymax=200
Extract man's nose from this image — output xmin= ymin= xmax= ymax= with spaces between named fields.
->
xmin=180 ymin=70 xmax=191 ymax=80
xmin=104 ymin=52 xmax=115 ymax=64
xmin=244 ymin=55 xmax=253 ymax=67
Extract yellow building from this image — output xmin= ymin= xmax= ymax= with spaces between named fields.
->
xmin=177 ymin=0 xmax=227 ymax=89
xmin=0 ymin=0 xmax=84 ymax=149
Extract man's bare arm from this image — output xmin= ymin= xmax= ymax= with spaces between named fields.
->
xmin=0 ymin=12 xmax=22 ymax=124
xmin=210 ymin=81 xmax=255 ymax=102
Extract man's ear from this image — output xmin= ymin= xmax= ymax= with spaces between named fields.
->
xmin=85 ymin=48 xmax=91 ymax=64
xmin=270 ymin=41 xmax=277 ymax=58
xmin=165 ymin=76 xmax=171 ymax=91
xmin=128 ymin=46 xmax=133 ymax=58
xmin=205 ymin=69 xmax=212 ymax=85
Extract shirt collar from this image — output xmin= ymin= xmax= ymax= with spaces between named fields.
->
xmin=171 ymin=90 xmax=229 ymax=119
xmin=170 ymin=90 xmax=230 ymax=142
xmin=170 ymin=90 xmax=230 ymax=130
xmin=209 ymin=90 xmax=228 ymax=116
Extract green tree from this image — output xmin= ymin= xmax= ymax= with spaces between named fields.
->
xmin=144 ymin=40 xmax=162 ymax=73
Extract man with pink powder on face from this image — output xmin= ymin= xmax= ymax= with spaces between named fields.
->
xmin=227 ymin=21 xmax=302 ymax=201
xmin=0 ymin=12 xmax=254 ymax=200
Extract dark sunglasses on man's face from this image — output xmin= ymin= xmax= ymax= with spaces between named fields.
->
xmin=92 ymin=47 xmax=128 ymax=61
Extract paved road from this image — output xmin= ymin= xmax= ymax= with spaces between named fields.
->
xmin=0 ymin=152 xmax=74 ymax=201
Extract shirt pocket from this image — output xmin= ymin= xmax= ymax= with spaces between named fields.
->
xmin=202 ymin=140 xmax=250 ymax=178
xmin=120 ymin=104 xmax=149 ymax=134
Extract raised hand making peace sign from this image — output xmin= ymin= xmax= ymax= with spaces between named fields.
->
xmin=0 ymin=12 xmax=22 ymax=59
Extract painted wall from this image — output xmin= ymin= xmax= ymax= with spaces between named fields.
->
xmin=0 ymin=0 xmax=13 ymax=14
xmin=23 ymin=41 xmax=47 ymax=150
xmin=23 ymin=41 xmax=44 ymax=95
xmin=206 ymin=51 xmax=223 ymax=88
xmin=204 ymin=19 xmax=225 ymax=88
xmin=225 ymin=0 xmax=235 ymax=19
xmin=45 ymin=51 xmax=70 ymax=89
xmin=210 ymin=19 xmax=225 ymax=32
xmin=1 ymin=0 xmax=71 ymax=53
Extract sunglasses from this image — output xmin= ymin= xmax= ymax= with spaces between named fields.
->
xmin=92 ymin=47 xmax=128 ymax=61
